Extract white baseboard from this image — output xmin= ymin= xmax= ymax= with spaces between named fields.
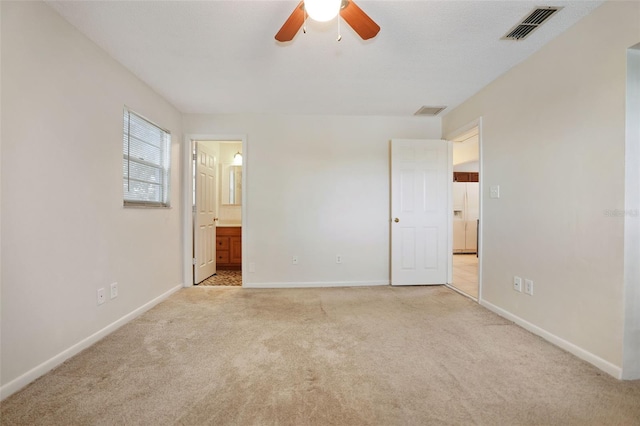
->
xmin=1 ymin=284 xmax=182 ymax=400
xmin=480 ymin=299 xmax=622 ymax=379
xmin=243 ymin=280 xmax=389 ymax=289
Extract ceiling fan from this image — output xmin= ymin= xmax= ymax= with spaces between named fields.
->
xmin=275 ymin=0 xmax=380 ymax=42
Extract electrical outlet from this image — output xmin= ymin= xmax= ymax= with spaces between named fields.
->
xmin=525 ymin=279 xmax=534 ymax=295
xmin=97 ymin=288 xmax=106 ymax=305
xmin=513 ymin=276 xmax=522 ymax=292
xmin=490 ymin=185 xmax=500 ymax=199
xmin=292 ymin=256 xmax=299 ymax=265
xmin=110 ymin=282 xmax=118 ymax=299
xmin=336 ymin=255 xmax=342 ymax=264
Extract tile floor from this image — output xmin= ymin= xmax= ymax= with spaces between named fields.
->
xmin=198 ymin=270 xmax=242 ymax=286
xmin=452 ymin=254 xmax=478 ymax=298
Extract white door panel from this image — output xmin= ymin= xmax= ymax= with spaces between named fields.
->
xmin=423 ymin=227 xmax=439 ymax=269
xmin=391 ymin=139 xmax=451 ymax=285
xmin=401 ymin=227 xmax=416 ymax=269
xmin=194 ymin=142 xmax=217 ymax=284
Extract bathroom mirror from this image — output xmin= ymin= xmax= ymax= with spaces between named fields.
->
xmin=222 ymin=164 xmax=242 ymax=205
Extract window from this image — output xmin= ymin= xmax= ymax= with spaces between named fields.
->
xmin=122 ymin=109 xmax=171 ymax=207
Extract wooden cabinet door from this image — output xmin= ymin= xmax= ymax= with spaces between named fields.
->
xmin=216 ymin=227 xmax=242 ymax=270
xmin=453 ymin=172 xmax=479 ymax=182
xmin=454 ymin=172 xmax=469 ymax=182
xmin=230 ymin=236 xmax=242 ymax=264
xmin=216 ymin=250 xmax=230 ymax=264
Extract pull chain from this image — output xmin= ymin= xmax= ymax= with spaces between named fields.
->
xmin=337 ymin=13 xmax=342 ymax=41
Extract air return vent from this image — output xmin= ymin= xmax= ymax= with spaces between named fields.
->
xmin=502 ymin=6 xmax=562 ymax=41
xmin=414 ymin=106 xmax=447 ymax=116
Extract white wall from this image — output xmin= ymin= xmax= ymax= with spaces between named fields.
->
xmin=1 ymin=1 xmax=184 ymax=397
xmin=219 ymin=142 xmax=242 ymax=165
xmin=443 ymin=0 xmax=639 ymax=377
xmin=184 ymin=114 xmax=440 ymax=287
xmin=452 ymin=135 xmax=479 ymax=167
xmin=453 ymin=161 xmax=479 ymax=173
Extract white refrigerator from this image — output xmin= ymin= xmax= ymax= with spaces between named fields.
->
xmin=453 ymin=182 xmax=479 ymax=254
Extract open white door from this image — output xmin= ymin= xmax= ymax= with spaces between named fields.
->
xmin=194 ymin=142 xmax=218 ymax=284
xmin=391 ymin=139 xmax=451 ymax=285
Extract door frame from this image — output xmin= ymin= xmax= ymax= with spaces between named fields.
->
xmin=182 ymin=134 xmax=247 ymax=287
xmin=622 ymin=44 xmax=640 ymax=379
xmin=445 ymin=118 xmax=483 ymax=302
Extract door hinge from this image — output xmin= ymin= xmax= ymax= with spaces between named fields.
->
xmin=192 ymin=258 xmax=197 ymax=265
xmin=192 ymin=152 xmax=197 ymax=161
xmin=192 ymin=205 xmax=196 ymax=213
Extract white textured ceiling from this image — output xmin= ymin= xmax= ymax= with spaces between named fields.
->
xmin=47 ymin=0 xmax=603 ymax=116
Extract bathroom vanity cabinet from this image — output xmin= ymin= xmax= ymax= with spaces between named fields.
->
xmin=216 ymin=226 xmax=241 ymax=270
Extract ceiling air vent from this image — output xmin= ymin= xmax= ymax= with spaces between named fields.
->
xmin=414 ymin=106 xmax=447 ymax=116
xmin=502 ymin=6 xmax=562 ymax=41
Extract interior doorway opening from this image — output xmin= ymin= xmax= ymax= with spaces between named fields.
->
xmin=192 ymin=140 xmax=244 ymax=287
xmin=449 ymin=125 xmax=480 ymax=299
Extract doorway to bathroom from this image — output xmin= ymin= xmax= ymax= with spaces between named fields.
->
xmin=192 ymin=139 xmax=243 ymax=286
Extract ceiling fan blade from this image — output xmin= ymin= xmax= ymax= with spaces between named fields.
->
xmin=275 ymin=1 xmax=305 ymax=42
xmin=340 ymin=0 xmax=380 ymax=40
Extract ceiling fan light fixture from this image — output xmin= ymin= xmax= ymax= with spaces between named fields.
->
xmin=275 ymin=0 xmax=379 ymax=42
xmin=304 ymin=0 xmax=341 ymax=22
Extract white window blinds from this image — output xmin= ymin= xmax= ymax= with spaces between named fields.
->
xmin=122 ymin=109 xmax=171 ymax=207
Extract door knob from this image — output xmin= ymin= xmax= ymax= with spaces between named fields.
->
xmin=394 ymin=218 xmax=400 ymax=223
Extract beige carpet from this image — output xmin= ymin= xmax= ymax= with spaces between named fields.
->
xmin=2 ymin=286 xmax=639 ymax=425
